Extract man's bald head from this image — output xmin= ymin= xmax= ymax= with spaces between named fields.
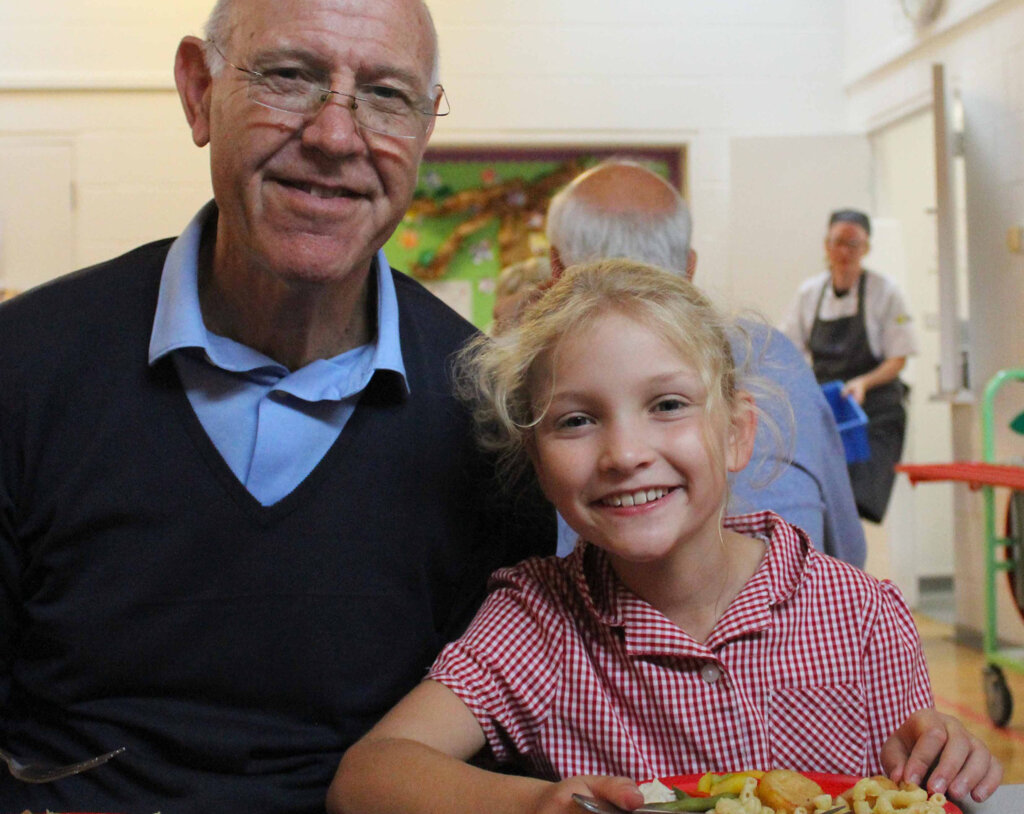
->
xmin=545 ymin=159 xmax=693 ymax=277
xmin=202 ymin=0 xmax=441 ymax=87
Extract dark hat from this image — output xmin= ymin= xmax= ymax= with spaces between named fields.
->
xmin=829 ymin=208 xmax=871 ymax=236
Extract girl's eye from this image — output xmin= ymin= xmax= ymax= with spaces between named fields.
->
xmin=653 ymin=396 xmax=689 ymax=413
xmin=555 ymin=413 xmax=593 ymax=431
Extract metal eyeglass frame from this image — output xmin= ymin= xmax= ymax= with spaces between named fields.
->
xmin=207 ymin=40 xmax=449 ymax=140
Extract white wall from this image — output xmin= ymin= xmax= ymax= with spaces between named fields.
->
xmin=0 ymin=0 xmax=214 ymax=290
xmin=431 ymin=0 xmax=850 ymax=307
xmin=0 ymin=2 xmax=210 ymax=88
xmin=0 ymin=0 xmax=850 ymax=301
xmin=726 ymin=134 xmax=871 ymax=323
xmin=844 ymin=0 xmax=1024 ymax=643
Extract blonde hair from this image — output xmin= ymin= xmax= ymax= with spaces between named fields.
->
xmin=494 ymin=256 xmax=552 ymax=299
xmin=457 ymin=259 xmax=754 ymax=488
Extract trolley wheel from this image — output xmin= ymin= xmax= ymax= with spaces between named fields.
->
xmin=982 ymin=664 xmax=1013 ymax=727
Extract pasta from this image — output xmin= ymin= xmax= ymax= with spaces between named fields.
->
xmin=640 ymin=772 xmax=948 ymax=814
xmin=701 ymin=774 xmax=947 ymax=814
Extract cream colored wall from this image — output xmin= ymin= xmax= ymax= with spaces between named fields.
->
xmin=844 ymin=0 xmax=1024 ymax=643
xmin=0 ymin=1 xmax=851 ymax=301
xmin=431 ymin=1 xmax=850 ymax=307
xmin=0 ymin=1 xmax=213 ymax=289
xmin=0 ymin=3 xmax=210 ymax=88
xmin=0 ymin=93 xmax=210 ymax=288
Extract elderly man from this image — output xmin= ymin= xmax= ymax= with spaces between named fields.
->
xmin=545 ymin=160 xmax=865 ymax=566
xmin=0 ymin=0 xmax=551 ymax=811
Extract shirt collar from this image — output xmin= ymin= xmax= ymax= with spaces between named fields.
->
xmin=568 ymin=512 xmax=811 ymax=656
xmin=148 ymin=201 xmax=408 ymax=392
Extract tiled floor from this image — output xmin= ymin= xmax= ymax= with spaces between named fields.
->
xmin=915 ymin=601 xmax=1024 ymax=783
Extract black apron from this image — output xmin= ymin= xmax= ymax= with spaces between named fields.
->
xmin=808 ymin=271 xmax=907 ymax=523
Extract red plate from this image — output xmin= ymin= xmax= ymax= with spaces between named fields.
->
xmin=655 ymin=773 xmax=961 ymax=813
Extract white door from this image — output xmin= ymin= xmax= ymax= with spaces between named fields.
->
xmin=869 ymin=108 xmax=956 ymax=606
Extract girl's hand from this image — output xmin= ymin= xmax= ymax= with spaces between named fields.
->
xmin=531 ymin=775 xmax=644 ymax=814
xmin=880 ymin=707 xmax=1002 ymax=802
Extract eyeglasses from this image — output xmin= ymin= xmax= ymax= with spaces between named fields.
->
xmin=208 ymin=41 xmax=449 ymax=140
xmin=826 ymin=238 xmax=867 ymax=251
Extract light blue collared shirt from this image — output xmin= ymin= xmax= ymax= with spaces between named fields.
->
xmin=149 ymin=202 xmax=408 ymax=506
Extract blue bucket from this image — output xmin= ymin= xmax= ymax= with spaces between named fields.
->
xmin=821 ymin=380 xmax=870 ymax=463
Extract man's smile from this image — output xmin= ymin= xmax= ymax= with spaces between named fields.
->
xmin=273 ymin=177 xmax=369 ymax=200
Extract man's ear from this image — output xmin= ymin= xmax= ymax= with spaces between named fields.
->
xmin=175 ymin=36 xmax=214 ymax=148
xmin=726 ymin=391 xmax=758 ymax=473
xmin=685 ymin=248 xmax=697 ymax=281
xmin=422 ymin=86 xmax=446 ymax=142
xmin=549 ymin=246 xmax=565 ymax=279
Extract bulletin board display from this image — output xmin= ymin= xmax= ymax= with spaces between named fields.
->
xmin=385 ymin=145 xmax=685 ymax=329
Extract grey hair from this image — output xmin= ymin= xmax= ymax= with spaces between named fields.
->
xmin=201 ymin=0 xmax=442 ymax=91
xmin=202 ymin=0 xmax=234 ymax=74
xmin=546 ymin=160 xmax=693 ymax=275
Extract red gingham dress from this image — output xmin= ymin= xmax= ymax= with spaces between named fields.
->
xmin=428 ymin=512 xmax=933 ymax=781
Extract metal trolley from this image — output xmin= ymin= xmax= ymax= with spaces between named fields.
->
xmin=896 ymin=368 xmax=1024 ymax=727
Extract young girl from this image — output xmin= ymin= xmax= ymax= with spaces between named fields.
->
xmin=329 ymin=261 xmax=1000 ymax=814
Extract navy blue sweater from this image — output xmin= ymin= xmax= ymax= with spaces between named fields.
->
xmin=0 ymin=240 xmax=554 ymax=813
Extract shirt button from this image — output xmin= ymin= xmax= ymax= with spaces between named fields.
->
xmin=700 ymin=663 xmax=722 ymax=684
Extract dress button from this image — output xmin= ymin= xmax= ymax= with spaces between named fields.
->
xmin=700 ymin=663 xmax=721 ymax=684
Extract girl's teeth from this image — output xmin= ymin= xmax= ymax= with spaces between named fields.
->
xmin=605 ymin=488 xmax=667 ymax=507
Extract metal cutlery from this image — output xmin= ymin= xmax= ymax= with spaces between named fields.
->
xmin=572 ymin=793 xmax=847 ymax=814
xmin=0 ymin=745 xmax=126 ymax=783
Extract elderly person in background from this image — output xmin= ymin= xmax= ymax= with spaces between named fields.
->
xmin=780 ymin=209 xmax=917 ymax=523
xmin=491 ymin=255 xmax=552 ymax=335
xmin=0 ymin=0 xmax=552 ymax=811
xmin=545 ymin=159 xmax=865 ymax=566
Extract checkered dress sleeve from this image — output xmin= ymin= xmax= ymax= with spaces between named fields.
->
xmin=427 ymin=557 xmax=572 ymax=765
xmin=860 ymin=579 xmax=935 ymax=772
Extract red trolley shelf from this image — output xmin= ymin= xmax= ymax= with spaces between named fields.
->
xmin=895 ymin=461 xmax=1024 ymax=491
xmin=896 ymin=368 xmax=1024 ymax=728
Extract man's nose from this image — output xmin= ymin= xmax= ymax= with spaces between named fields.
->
xmin=301 ymin=93 xmax=368 ymax=155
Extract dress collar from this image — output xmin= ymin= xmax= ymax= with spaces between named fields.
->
xmin=567 ymin=512 xmax=813 ymax=657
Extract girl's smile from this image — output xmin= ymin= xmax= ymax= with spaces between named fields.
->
xmin=597 ymin=486 xmax=675 ymax=508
